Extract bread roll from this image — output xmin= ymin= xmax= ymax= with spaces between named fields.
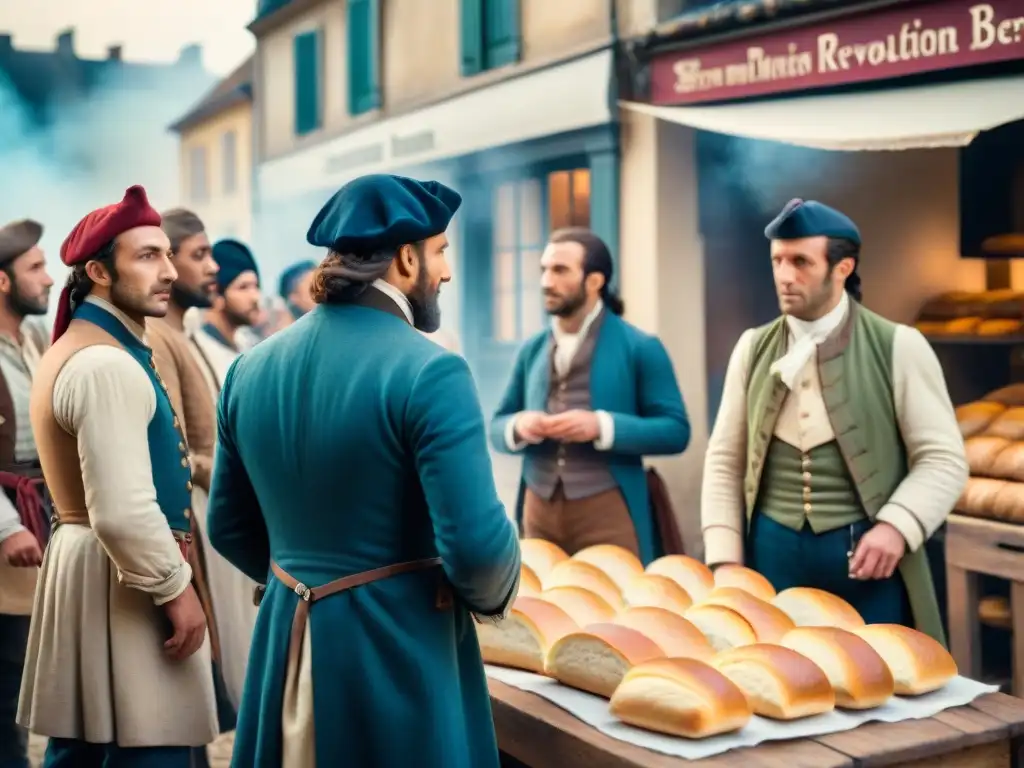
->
xmin=943 ymin=316 xmax=981 ymax=334
xmin=977 ymin=319 xmax=1022 ymax=336
xmin=914 ymin=320 xmax=948 ymax=336
xmin=645 ymin=555 xmax=714 ymax=601
xmin=989 ymin=482 xmax=1024 ymax=523
xmin=957 ymin=477 xmax=1009 ymax=518
xmin=772 ymin=587 xmax=865 ymax=630
xmin=545 ymin=623 xmax=665 ymax=698
xmin=979 ymin=596 xmax=1012 ymax=629
xmin=712 ymin=644 xmax=835 ymax=720
xmin=989 ymin=442 xmax=1024 ymax=482
xmin=712 ymin=564 xmax=776 ymax=601
xmin=852 ymin=624 xmax=957 ymax=695
xmin=701 ymin=587 xmax=795 ymax=643
xmin=986 ymin=407 xmax=1024 ymax=441
xmin=543 ymin=559 xmax=624 ymax=610
xmin=519 ymin=564 xmax=542 ymax=597
xmin=964 ymin=436 xmax=1012 ymax=476
xmin=572 ymin=544 xmax=644 ymax=592
xmin=684 ymin=604 xmax=757 ymax=651
xmin=984 ymin=384 xmax=1024 ymax=407
xmin=781 ymin=627 xmax=894 ymax=709
xmin=538 ymin=586 xmax=617 ymax=627
xmin=520 ymin=539 xmax=568 ymax=580
xmin=477 ymin=597 xmax=578 ymax=673
xmin=609 ymin=658 xmax=752 ymax=739
xmin=623 ymin=573 xmax=693 ymax=614
xmin=956 ymin=401 xmax=1007 ymax=438
xmin=613 ymin=607 xmax=715 ymax=661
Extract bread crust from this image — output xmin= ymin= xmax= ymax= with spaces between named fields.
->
xmin=772 ymin=587 xmax=865 ymax=631
xmin=543 ymin=559 xmax=624 ymax=610
xmin=572 ymin=544 xmax=645 ymax=592
xmin=712 ymin=644 xmax=835 ymax=720
xmin=520 ymin=538 xmax=569 ymax=580
xmin=684 ymin=604 xmax=757 ymax=652
xmin=712 ymin=564 xmax=777 ymax=601
xmin=781 ymin=626 xmax=895 ymax=709
xmin=478 ymin=597 xmax=578 ymax=673
xmin=538 ymin=586 xmax=618 ymax=627
xmin=646 ymin=555 xmax=715 ymax=601
xmin=701 ymin=587 xmax=795 ymax=643
xmin=613 ymin=607 xmax=715 ymax=662
xmin=852 ymin=624 xmax=958 ymax=695
xmin=545 ymin=623 xmax=665 ymax=698
xmin=623 ymin=573 xmax=693 ymax=615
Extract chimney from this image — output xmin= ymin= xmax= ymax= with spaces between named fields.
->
xmin=177 ymin=43 xmax=203 ymax=69
xmin=107 ymin=44 xmax=122 ymax=61
xmin=56 ymin=28 xmax=74 ymax=56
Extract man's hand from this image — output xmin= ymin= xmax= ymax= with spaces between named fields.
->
xmin=163 ymin=584 xmax=207 ymax=662
xmin=545 ymin=410 xmax=601 ymax=443
xmin=849 ymin=522 xmax=906 ymax=580
xmin=0 ymin=530 xmax=42 ymax=568
xmin=514 ymin=411 xmax=550 ymax=444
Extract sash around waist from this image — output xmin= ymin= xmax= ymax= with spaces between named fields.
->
xmin=52 ymin=509 xmax=194 ymax=560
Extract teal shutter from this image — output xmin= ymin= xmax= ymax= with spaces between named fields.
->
xmin=460 ymin=0 xmax=484 ymax=76
xmin=589 ymin=149 xmax=621 ymax=277
xmin=348 ymin=0 xmax=381 ymax=115
xmin=293 ymin=30 xmax=321 ymax=136
xmin=483 ymin=0 xmax=521 ymax=70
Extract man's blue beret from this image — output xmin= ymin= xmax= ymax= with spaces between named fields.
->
xmin=212 ymin=238 xmax=259 ymax=292
xmin=764 ymin=199 xmax=861 ymax=246
xmin=306 ymin=174 xmax=462 ymax=255
xmin=278 ymin=260 xmax=316 ymax=299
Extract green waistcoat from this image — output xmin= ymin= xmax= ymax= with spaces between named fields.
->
xmin=744 ymin=301 xmax=945 ymax=645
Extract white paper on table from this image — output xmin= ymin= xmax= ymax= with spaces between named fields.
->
xmin=485 ymin=665 xmax=1000 ymax=761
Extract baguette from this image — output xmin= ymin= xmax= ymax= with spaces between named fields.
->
xmin=712 ymin=643 xmax=836 ymax=720
xmin=684 ymin=603 xmax=757 ymax=651
xmin=543 ymin=559 xmax=624 ymax=610
xmin=956 ymin=477 xmax=1009 ymax=519
xmin=623 ymin=573 xmax=693 ymax=615
xmin=545 ymin=623 xmax=665 ymax=698
xmin=989 ymin=482 xmax=1024 ymax=524
xmin=852 ymin=624 xmax=958 ymax=695
xmin=712 ymin=564 xmax=776 ymax=601
xmin=572 ymin=544 xmax=644 ymax=592
xmin=989 ymin=442 xmax=1024 ymax=483
xmin=477 ymin=597 xmax=578 ymax=674
xmin=964 ymin=436 xmax=1012 ymax=477
xmin=538 ymin=586 xmax=617 ymax=627
xmin=956 ymin=401 xmax=1007 ymax=438
xmin=520 ymin=538 xmax=569 ymax=580
xmin=986 ymin=407 xmax=1024 ymax=441
xmin=613 ymin=607 xmax=715 ymax=661
xmin=772 ymin=587 xmax=865 ymax=631
xmin=781 ymin=626 xmax=895 ymax=709
xmin=701 ymin=587 xmax=795 ymax=643
xmin=645 ymin=555 xmax=715 ymax=601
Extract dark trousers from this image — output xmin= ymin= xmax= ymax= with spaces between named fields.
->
xmin=0 ymin=613 xmax=30 ymax=768
xmin=43 ymin=739 xmax=191 ymax=768
xmin=747 ymin=513 xmax=913 ymax=626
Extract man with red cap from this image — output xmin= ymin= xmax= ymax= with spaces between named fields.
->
xmin=17 ymin=186 xmax=219 ymax=766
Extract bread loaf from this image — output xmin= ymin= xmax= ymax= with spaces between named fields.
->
xmin=519 ymin=564 xmax=542 ymax=597
xmin=609 ymin=658 xmax=752 ymax=739
xmin=477 ymin=597 xmax=578 ymax=673
xmin=957 ymin=477 xmax=1009 ymax=518
xmin=989 ymin=481 xmax=1024 ymax=523
xmin=684 ymin=604 xmax=757 ymax=651
xmin=712 ymin=644 xmax=836 ymax=720
xmin=645 ymin=555 xmax=714 ymax=601
xmin=984 ymin=384 xmax=1024 ymax=407
xmin=852 ymin=624 xmax=957 ymax=695
xmin=989 ymin=442 xmax=1024 ymax=483
xmin=701 ymin=587 xmax=795 ymax=643
xmin=979 ymin=596 xmax=1012 ymax=629
xmin=623 ymin=574 xmax=693 ymax=614
xmin=712 ymin=564 xmax=776 ymax=601
xmin=986 ymin=407 xmax=1024 ymax=441
xmin=914 ymin=320 xmax=949 ymax=336
xmin=572 ymin=544 xmax=644 ymax=592
xmin=613 ymin=607 xmax=715 ymax=662
xmin=781 ymin=627 xmax=895 ymax=709
xmin=965 ymin=436 xmax=1012 ymax=476
xmin=538 ymin=586 xmax=617 ymax=627
xmin=520 ymin=539 xmax=569 ymax=580
xmin=977 ymin=319 xmax=1022 ymax=336
xmin=545 ymin=623 xmax=665 ymax=698
xmin=956 ymin=401 xmax=1007 ymax=438
xmin=772 ymin=587 xmax=865 ymax=630
xmin=543 ymin=559 xmax=624 ymax=610
xmin=942 ymin=317 xmax=982 ymax=335
xmin=917 ymin=291 xmax=983 ymax=320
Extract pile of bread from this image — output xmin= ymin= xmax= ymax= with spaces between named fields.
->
xmin=914 ymin=289 xmax=1024 ymax=338
xmin=480 ymin=540 xmax=958 ymax=740
xmin=955 ymin=383 xmax=1024 ymax=523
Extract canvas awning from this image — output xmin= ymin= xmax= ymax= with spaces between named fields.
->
xmin=620 ymin=74 xmax=1024 ymax=151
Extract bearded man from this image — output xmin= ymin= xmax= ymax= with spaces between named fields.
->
xmin=206 ymin=173 xmax=520 ymax=767
xmin=18 ymin=186 xmax=217 ymax=766
xmin=490 ymin=227 xmax=690 ymax=565
xmin=700 ymin=199 xmax=968 ymax=644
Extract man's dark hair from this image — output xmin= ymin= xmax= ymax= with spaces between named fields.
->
xmin=548 ymin=227 xmax=624 ymax=316
xmin=311 ymin=242 xmax=424 ymax=304
xmin=66 ymin=240 xmax=117 ymax=311
xmin=826 ymin=237 xmax=862 ymax=303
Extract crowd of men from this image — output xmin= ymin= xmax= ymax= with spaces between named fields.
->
xmin=0 ymin=174 xmax=968 ymax=768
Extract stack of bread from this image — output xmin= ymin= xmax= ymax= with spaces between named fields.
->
xmin=914 ymin=289 xmax=1024 ymax=338
xmin=479 ymin=540 xmax=959 ymax=740
xmin=955 ymin=384 xmax=1024 ymax=523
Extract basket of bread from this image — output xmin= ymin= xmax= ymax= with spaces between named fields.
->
xmin=914 ymin=289 xmax=1024 ymax=338
xmin=956 ymin=383 xmax=1024 ymax=523
xmin=480 ymin=540 xmax=984 ymax=758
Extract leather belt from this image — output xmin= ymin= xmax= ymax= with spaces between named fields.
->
xmin=52 ymin=508 xmax=193 ymax=561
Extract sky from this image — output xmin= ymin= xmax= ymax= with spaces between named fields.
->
xmin=0 ymin=0 xmax=256 ymax=75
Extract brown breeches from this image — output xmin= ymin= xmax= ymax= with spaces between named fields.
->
xmin=523 ymin=483 xmax=640 ymax=557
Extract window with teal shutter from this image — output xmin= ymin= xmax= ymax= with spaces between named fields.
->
xmin=293 ymin=30 xmax=322 ymax=136
xmin=348 ymin=0 xmax=381 ymax=115
xmin=460 ymin=0 xmax=483 ymax=76
xmin=460 ymin=0 xmax=519 ymax=76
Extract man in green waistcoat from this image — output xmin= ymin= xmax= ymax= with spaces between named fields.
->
xmin=700 ymin=198 xmax=968 ymax=644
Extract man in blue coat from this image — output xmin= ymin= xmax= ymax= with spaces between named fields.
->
xmin=206 ymin=174 xmax=521 ymax=768
xmin=490 ymin=227 xmax=689 ymax=565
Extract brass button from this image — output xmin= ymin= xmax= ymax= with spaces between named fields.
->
xmin=184 ymin=508 xmax=192 ymax=519
xmin=181 ymin=457 xmax=189 ymax=468
xmin=803 ymin=502 xmax=812 ymax=513
xmin=803 ymin=487 xmax=812 ymax=500
xmin=801 ymin=454 xmax=811 ymax=469
xmin=802 ymin=471 xmax=811 ymax=482
xmin=178 ymin=442 xmax=186 ymax=452
xmin=186 ymin=480 xmax=193 ymax=491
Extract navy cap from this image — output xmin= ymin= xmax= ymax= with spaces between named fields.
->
xmin=765 ymin=199 xmax=861 ymax=246
xmin=278 ymin=260 xmax=316 ymax=299
xmin=212 ymin=239 xmax=259 ymax=292
xmin=306 ymin=174 xmax=462 ymax=255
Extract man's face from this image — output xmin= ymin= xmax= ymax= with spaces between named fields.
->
xmin=2 ymin=246 xmax=54 ymax=317
xmin=771 ymin=236 xmax=847 ymax=321
xmin=104 ymin=226 xmax=177 ymax=318
xmin=218 ymin=271 xmax=261 ymax=328
xmin=407 ymin=233 xmax=451 ymax=334
xmin=170 ymin=232 xmax=218 ymax=309
xmin=540 ymin=241 xmax=588 ymax=318
xmin=288 ymin=269 xmax=316 ymax=315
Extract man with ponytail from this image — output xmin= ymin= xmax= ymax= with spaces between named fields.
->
xmin=490 ymin=227 xmax=691 ymax=565
xmin=701 ymin=198 xmax=967 ymax=645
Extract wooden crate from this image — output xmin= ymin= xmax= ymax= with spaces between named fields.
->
xmin=946 ymin=514 xmax=1024 ymax=695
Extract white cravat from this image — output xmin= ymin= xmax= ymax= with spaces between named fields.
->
xmin=770 ymin=292 xmax=849 ymax=390
xmin=551 ymin=300 xmax=604 ymax=376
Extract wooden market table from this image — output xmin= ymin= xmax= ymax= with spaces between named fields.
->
xmin=490 ymin=679 xmax=1024 ymax=767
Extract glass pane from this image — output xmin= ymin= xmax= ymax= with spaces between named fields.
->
xmin=571 ymin=169 xmax=591 ymax=228
xmin=519 ymin=249 xmax=544 ymax=338
xmin=519 ymin=178 xmax=543 ymax=246
xmin=494 ymin=183 xmax=516 ymax=248
xmin=548 ymin=171 xmax=571 ymax=231
xmin=493 ymin=249 xmax=515 ymax=291
xmin=494 ymin=289 xmax=518 ymax=342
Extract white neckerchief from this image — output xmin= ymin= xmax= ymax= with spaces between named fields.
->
xmin=371 ymin=279 xmax=413 ymax=324
xmin=552 ymin=300 xmax=604 ymax=377
xmin=770 ymin=292 xmax=849 ymax=390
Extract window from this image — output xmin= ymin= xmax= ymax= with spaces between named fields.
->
xmin=460 ymin=0 xmax=520 ymax=77
xmin=293 ymin=29 xmax=322 ymax=136
xmin=348 ymin=0 xmax=381 ymax=115
xmin=188 ymin=146 xmax=208 ymax=203
xmin=221 ymin=130 xmax=238 ymax=195
xmin=491 ymin=167 xmax=591 ymax=342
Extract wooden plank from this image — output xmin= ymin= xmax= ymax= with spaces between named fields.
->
xmin=946 ymin=514 xmax=1024 ymax=583
xmin=947 ymin=563 xmax=983 ymax=679
xmin=812 ymin=716 xmax=977 ymax=767
xmin=970 ymin=692 xmax=1024 ymax=737
xmin=933 ymin=704 xmax=1010 ymax=749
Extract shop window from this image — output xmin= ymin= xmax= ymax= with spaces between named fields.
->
xmin=460 ymin=0 xmax=521 ymax=77
xmin=348 ymin=0 xmax=381 ymax=116
xmin=293 ymin=29 xmax=323 ymax=136
xmin=188 ymin=146 xmax=208 ymax=204
xmin=548 ymin=169 xmax=592 ymax=230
